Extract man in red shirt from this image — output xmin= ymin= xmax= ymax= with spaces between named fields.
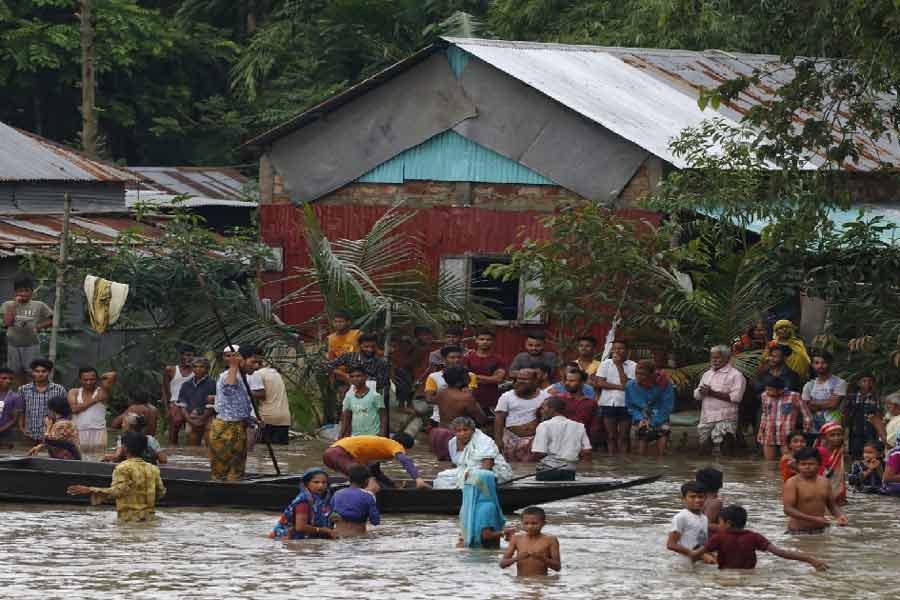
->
xmin=555 ymin=368 xmax=595 ymax=436
xmin=463 ymin=329 xmax=507 ymax=412
xmin=690 ymin=504 xmax=827 ymax=570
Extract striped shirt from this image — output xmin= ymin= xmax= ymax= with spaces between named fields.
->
xmin=18 ymin=382 xmax=67 ymax=439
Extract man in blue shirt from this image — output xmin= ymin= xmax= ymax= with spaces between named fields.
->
xmin=208 ymin=345 xmax=262 ymax=481
xmin=625 ymin=359 xmax=674 ymax=457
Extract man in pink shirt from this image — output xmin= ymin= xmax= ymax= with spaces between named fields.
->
xmin=694 ymin=345 xmax=746 ymax=455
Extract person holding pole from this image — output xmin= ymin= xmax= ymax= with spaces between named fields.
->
xmin=208 ymin=345 xmax=260 ymax=481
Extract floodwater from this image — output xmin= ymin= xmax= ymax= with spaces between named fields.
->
xmin=2 ymin=441 xmax=898 ymax=600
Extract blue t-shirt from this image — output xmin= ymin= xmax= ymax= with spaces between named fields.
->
xmin=332 ymin=486 xmax=380 ymax=525
xmin=549 ymin=382 xmax=596 ymax=400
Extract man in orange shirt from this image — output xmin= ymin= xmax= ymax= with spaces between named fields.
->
xmin=327 ymin=310 xmax=361 ymax=360
xmin=324 ymin=433 xmax=429 ymax=489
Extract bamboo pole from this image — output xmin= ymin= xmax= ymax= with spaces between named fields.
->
xmin=49 ymin=193 xmax=72 ymax=364
xmin=382 ymin=301 xmax=392 ymax=437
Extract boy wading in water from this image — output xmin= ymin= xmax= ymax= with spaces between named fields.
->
xmin=690 ymin=504 xmax=827 ymax=571
xmin=331 ymin=465 xmax=380 ymax=537
xmin=667 ymin=481 xmax=715 ymax=564
xmin=783 ymin=446 xmax=848 ymax=533
xmin=500 ymin=506 xmax=561 ymax=576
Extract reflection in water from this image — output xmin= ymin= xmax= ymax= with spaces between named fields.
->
xmin=2 ymin=442 xmax=899 ymax=599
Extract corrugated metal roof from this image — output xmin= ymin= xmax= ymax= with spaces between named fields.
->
xmin=126 ymin=166 xmax=257 ymax=208
xmin=358 ymin=130 xmax=557 ymax=185
xmin=0 ymin=213 xmax=165 ymax=258
xmin=446 ymin=38 xmax=900 ymax=170
xmin=0 ymin=123 xmax=138 ymax=183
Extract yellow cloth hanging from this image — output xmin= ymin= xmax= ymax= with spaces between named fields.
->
xmin=84 ymin=275 xmax=129 ymax=334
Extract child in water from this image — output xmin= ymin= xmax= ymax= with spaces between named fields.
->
xmin=783 ymin=447 xmax=848 ymax=533
xmin=847 ymin=441 xmax=884 ymax=493
xmin=691 ymin=504 xmax=827 ymax=571
xmin=331 ymin=465 xmax=380 ymax=537
xmin=696 ymin=467 xmax=724 ymax=526
xmin=667 ymin=481 xmax=715 ymax=564
xmin=779 ymin=431 xmax=808 ymax=482
xmin=500 ymin=506 xmax=561 ymax=576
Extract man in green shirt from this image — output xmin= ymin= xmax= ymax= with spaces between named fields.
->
xmin=340 ymin=365 xmax=386 ymax=438
xmin=2 ymin=274 xmax=52 ymax=386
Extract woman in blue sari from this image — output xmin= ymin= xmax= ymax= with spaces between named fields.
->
xmin=458 ymin=463 xmax=510 ymax=548
xmin=269 ymin=468 xmax=335 ymax=540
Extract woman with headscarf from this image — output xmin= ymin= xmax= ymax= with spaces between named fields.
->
xmin=458 ymin=465 xmax=510 ymax=548
xmin=816 ymin=422 xmax=847 ymax=505
xmin=26 ymin=395 xmax=81 ymax=460
xmin=762 ymin=320 xmax=811 ymax=379
xmin=269 ymin=468 xmax=335 ymax=540
xmin=433 ymin=416 xmax=514 ymax=489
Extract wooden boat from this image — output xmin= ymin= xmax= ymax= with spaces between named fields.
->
xmin=0 ymin=457 xmax=661 ymax=514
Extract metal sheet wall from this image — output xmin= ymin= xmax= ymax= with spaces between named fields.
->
xmin=0 ymin=182 xmax=125 ymax=212
xmin=260 ymin=202 xmax=658 ymax=362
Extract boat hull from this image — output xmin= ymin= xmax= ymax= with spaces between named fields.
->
xmin=0 ymin=457 xmax=660 ymax=514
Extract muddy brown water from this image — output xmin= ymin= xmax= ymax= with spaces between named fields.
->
xmin=1 ymin=440 xmax=898 ymax=599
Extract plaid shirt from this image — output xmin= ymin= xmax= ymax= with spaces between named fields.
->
xmin=325 ymin=352 xmax=390 ymax=393
xmin=18 ymin=382 xmax=67 ymax=440
xmin=757 ymin=390 xmax=812 ymax=447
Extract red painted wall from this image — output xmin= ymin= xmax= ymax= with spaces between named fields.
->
xmin=260 ymin=201 xmax=660 ymax=363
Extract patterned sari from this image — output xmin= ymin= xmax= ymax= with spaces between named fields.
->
xmin=208 ymin=419 xmax=248 ymax=481
xmin=44 ymin=418 xmax=81 ymax=460
xmin=459 ymin=469 xmax=505 ymax=548
xmin=816 ymin=422 xmax=847 ymax=504
xmin=269 ymin=469 xmax=334 ymax=540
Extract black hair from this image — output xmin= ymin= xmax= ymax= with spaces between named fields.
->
xmin=526 ymin=331 xmax=546 ymax=342
xmin=474 ymin=328 xmax=495 ymax=338
xmin=858 ymin=373 xmax=875 ymax=381
xmin=129 ymin=414 xmax=148 ymax=433
xmin=440 ymin=345 xmax=463 ymax=358
xmin=695 ymin=467 xmax=723 ymax=492
xmin=793 ymin=446 xmax=822 ymax=463
xmin=445 ymin=324 xmax=464 ymax=337
xmin=48 ymin=395 xmax=71 ymax=418
xmin=564 ymin=367 xmax=587 ymax=382
xmin=348 ymin=465 xmax=371 ymax=486
xmin=864 ymin=440 xmax=885 ymax=455
xmin=358 ymin=333 xmax=379 ymax=345
xmin=771 ymin=344 xmax=792 ymax=357
xmin=30 ymin=358 xmax=53 ymax=371
xmin=413 ymin=325 xmax=433 ymax=337
xmin=333 ymin=309 xmax=351 ymax=320
xmin=612 ymin=339 xmax=628 ymax=347
xmin=811 ymin=348 xmax=833 ymax=363
xmin=719 ymin=504 xmax=748 ymax=529
xmin=392 ymin=432 xmax=415 ymax=450
xmin=762 ymin=375 xmax=785 ymax=390
xmin=239 ymin=345 xmax=258 ymax=359
xmin=786 ymin=430 xmax=807 ymax=444
xmin=122 ymin=431 xmax=148 ymax=458
xmin=78 ymin=366 xmax=99 ymax=377
xmin=443 ymin=366 xmax=470 ymax=389
xmin=578 ymin=335 xmax=597 ymax=346
xmin=522 ymin=506 xmax=546 ymax=521
xmin=0 ymin=367 xmax=13 ymax=376
xmin=545 ymin=396 xmax=566 ymax=414
xmin=347 ymin=365 xmax=367 ymax=376
xmin=537 ymin=364 xmax=553 ymax=376
xmin=12 ymin=273 xmax=35 ymax=291
xmin=680 ymin=481 xmax=707 ymax=497
xmin=177 ymin=343 xmax=196 ymax=354
xmin=129 ymin=389 xmax=154 ymax=405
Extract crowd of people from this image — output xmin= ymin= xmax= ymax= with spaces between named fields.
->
xmin=4 ymin=276 xmax=900 ymax=576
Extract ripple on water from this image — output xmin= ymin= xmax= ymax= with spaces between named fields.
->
xmin=1 ymin=444 xmax=899 ymax=599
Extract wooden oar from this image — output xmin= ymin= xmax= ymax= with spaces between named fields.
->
xmin=499 ymin=464 xmax=568 ymax=486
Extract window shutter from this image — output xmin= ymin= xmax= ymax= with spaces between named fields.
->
xmin=439 ymin=256 xmax=470 ymax=303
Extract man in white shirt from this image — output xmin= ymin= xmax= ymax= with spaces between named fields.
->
xmin=694 ymin=345 xmax=746 ymax=455
xmin=247 ymin=350 xmax=292 ymax=445
xmin=596 ymin=340 xmax=637 ymax=455
xmin=494 ymin=369 xmax=548 ymax=462
xmin=531 ymin=397 xmax=591 ymax=481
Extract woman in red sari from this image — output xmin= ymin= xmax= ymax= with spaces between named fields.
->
xmin=815 ymin=422 xmax=846 ymax=505
xmin=27 ymin=396 xmax=82 ymax=460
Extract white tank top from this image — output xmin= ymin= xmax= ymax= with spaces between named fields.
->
xmin=169 ymin=365 xmax=192 ymax=403
xmin=72 ymin=388 xmax=106 ymax=431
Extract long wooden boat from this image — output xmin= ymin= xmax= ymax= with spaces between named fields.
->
xmin=0 ymin=457 xmax=661 ymax=514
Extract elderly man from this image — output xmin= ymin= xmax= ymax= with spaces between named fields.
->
xmin=694 ymin=345 xmax=746 ymax=455
xmin=531 ymin=397 xmax=591 ymax=481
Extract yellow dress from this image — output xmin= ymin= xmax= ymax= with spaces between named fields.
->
xmin=764 ymin=319 xmax=811 ymax=378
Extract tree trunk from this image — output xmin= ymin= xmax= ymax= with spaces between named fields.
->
xmin=245 ymin=0 xmax=257 ymax=34
xmin=80 ymin=0 xmax=98 ymax=157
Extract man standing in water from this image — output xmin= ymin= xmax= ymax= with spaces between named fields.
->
xmin=68 ymin=367 xmax=109 ymax=451
xmin=208 ymin=346 xmax=257 ymax=481
xmin=18 ymin=359 xmax=67 ymax=446
xmin=509 ymin=332 xmax=557 ymax=380
xmin=67 ymin=431 xmax=166 ymax=521
xmin=531 ymin=397 xmax=591 ymax=481
xmin=783 ymin=446 xmax=848 ymax=533
xmin=0 ymin=368 xmax=23 ymax=448
xmin=495 ymin=369 xmax=547 ymax=462
xmin=162 ymin=344 xmax=195 ymax=445
xmin=695 ymin=346 xmax=746 ymax=455
xmin=596 ymin=340 xmax=636 ymax=455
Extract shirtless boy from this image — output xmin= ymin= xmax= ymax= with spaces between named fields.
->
xmin=500 ymin=506 xmax=561 ymax=576
xmin=783 ymin=446 xmax=848 ymax=533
